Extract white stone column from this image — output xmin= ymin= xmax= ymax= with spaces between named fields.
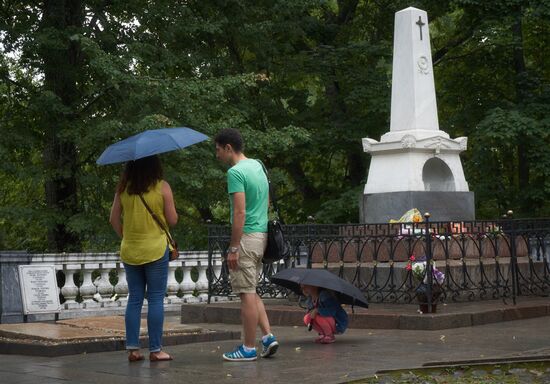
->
xmin=61 ymin=264 xmax=80 ymax=309
xmin=81 ymin=263 xmax=100 ymax=308
xmin=97 ymin=262 xmax=116 ymax=307
xmin=166 ymin=260 xmax=182 ymax=304
xmin=181 ymin=259 xmax=199 ymax=303
xmin=196 ymin=258 xmax=209 ymax=302
xmin=114 ymin=263 xmax=128 ymax=306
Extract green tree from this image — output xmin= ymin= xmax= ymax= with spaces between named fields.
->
xmin=1 ymin=0 xmax=548 ymax=252
xmin=433 ymin=0 xmax=550 ymax=216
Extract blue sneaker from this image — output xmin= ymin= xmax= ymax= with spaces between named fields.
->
xmin=223 ymin=345 xmax=257 ymax=362
xmin=260 ymin=334 xmax=279 ymax=358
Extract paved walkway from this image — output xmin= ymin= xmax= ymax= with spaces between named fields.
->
xmin=1 ymin=316 xmax=550 ymax=383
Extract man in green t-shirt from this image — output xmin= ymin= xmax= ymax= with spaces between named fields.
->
xmin=214 ymin=128 xmax=279 ymax=362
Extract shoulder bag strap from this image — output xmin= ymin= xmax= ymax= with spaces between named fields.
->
xmin=138 ymin=194 xmax=175 ymax=245
xmin=256 ymin=159 xmax=284 ymax=224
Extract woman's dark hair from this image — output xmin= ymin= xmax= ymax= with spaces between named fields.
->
xmin=116 ymin=155 xmax=163 ymax=195
xmin=214 ymin=128 xmax=243 ymax=152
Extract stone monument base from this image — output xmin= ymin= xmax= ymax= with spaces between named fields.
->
xmin=360 ymin=191 xmax=475 ymax=223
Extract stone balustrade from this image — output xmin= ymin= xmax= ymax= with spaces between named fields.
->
xmin=0 ymin=250 xmax=224 ymax=322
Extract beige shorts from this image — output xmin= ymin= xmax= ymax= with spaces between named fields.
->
xmin=230 ymin=232 xmax=268 ymax=294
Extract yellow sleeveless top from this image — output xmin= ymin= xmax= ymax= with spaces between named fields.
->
xmin=119 ymin=180 xmax=170 ymax=265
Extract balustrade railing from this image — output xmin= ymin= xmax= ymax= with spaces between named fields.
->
xmin=0 ymin=251 xmax=217 ymax=318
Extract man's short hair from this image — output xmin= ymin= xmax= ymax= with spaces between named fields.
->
xmin=214 ymin=128 xmax=244 ymax=152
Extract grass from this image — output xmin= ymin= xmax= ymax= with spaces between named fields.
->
xmin=349 ymin=361 xmax=550 ymax=383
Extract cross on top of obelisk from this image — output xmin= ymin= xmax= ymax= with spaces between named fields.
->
xmin=416 ymin=16 xmax=425 ymax=40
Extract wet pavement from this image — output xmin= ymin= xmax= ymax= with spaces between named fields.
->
xmin=1 ymin=316 xmax=550 ymax=383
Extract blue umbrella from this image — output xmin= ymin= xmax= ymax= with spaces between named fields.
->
xmin=96 ymin=127 xmax=208 ymax=165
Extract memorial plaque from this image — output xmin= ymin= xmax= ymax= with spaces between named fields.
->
xmin=18 ymin=265 xmax=61 ymax=315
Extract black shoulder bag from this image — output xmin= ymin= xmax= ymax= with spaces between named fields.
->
xmin=139 ymin=194 xmax=179 ymax=261
xmin=257 ymin=160 xmax=290 ymax=264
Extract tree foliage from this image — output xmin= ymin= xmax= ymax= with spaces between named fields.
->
xmin=0 ymin=0 xmax=548 ymax=251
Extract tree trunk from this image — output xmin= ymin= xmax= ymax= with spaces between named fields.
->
xmin=40 ymin=0 xmax=84 ymax=251
xmin=287 ymin=160 xmax=320 ymax=201
xmin=512 ymin=8 xmax=530 ymax=214
xmin=322 ymin=0 xmax=363 ymax=188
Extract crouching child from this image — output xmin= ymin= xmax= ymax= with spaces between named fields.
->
xmin=301 ymin=284 xmax=348 ymax=344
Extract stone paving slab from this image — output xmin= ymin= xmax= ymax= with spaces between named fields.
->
xmin=58 ymin=316 xmax=204 ymax=335
xmin=0 ymin=316 xmax=240 ymax=357
xmin=183 ymin=297 xmax=550 ymax=330
xmin=0 ymin=322 xmax=121 ymax=341
xmin=1 ymin=317 xmax=550 ymax=383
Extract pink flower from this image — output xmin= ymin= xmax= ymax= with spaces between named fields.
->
xmin=406 ymin=264 xmax=412 ymax=271
xmin=409 ymin=255 xmax=416 ymax=262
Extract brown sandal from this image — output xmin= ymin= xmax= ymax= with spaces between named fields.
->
xmin=128 ymin=351 xmax=144 ymax=362
xmin=149 ymin=352 xmax=173 ymax=361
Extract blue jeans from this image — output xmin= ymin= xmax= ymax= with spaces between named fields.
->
xmin=124 ymin=249 xmax=169 ymax=352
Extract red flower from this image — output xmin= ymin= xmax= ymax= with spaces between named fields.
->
xmin=406 ymin=264 xmax=412 ymax=271
xmin=409 ymin=255 xmax=416 ymax=261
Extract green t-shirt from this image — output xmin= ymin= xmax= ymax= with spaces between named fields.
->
xmin=227 ymin=159 xmax=268 ymax=233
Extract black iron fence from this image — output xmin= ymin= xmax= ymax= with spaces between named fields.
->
xmin=207 ymin=216 xmax=550 ymax=309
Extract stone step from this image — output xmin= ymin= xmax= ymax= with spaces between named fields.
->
xmin=181 ymin=297 xmax=550 ymax=331
xmin=0 ymin=315 xmax=239 ymax=356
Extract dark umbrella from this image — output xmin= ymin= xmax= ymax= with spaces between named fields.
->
xmin=270 ymin=268 xmax=368 ymax=308
xmin=96 ymin=127 xmax=208 ymax=165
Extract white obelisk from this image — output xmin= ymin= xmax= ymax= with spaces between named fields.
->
xmin=360 ymin=7 xmax=474 ymax=223
xmin=389 ymin=8 xmax=439 ymax=136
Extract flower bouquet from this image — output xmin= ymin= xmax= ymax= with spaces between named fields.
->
xmin=407 ymin=255 xmax=445 ymax=313
xmin=391 ymin=208 xmax=429 ymax=240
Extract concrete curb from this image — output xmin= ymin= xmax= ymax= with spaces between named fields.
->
xmin=422 ymin=356 xmax=550 ymax=367
xmin=372 ymin=356 xmax=550 ymax=376
xmin=0 ymin=329 xmax=240 ymax=357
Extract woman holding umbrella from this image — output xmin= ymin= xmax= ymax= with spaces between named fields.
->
xmin=99 ymin=127 xmax=208 ymax=361
xmin=110 ymin=155 xmax=178 ymax=362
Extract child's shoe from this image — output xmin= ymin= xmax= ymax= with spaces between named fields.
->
xmin=320 ymin=335 xmax=335 ymax=344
